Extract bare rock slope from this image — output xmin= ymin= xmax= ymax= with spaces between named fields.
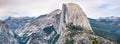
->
xmin=56 ymin=3 xmax=114 ymax=44
xmin=4 ymin=3 xmax=115 ymax=44
xmin=0 ymin=20 xmax=19 ymax=44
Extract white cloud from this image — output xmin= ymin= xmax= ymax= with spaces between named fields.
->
xmin=0 ymin=0 xmax=120 ymax=20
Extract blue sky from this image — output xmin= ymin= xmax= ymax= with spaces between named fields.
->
xmin=0 ymin=0 xmax=120 ymax=20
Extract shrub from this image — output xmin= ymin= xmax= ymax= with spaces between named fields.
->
xmin=65 ymin=38 xmax=74 ymax=44
xmin=43 ymin=26 xmax=54 ymax=35
xmin=66 ymin=23 xmax=83 ymax=31
xmin=92 ymin=38 xmax=98 ymax=44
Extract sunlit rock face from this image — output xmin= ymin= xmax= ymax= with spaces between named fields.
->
xmin=17 ymin=9 xmax=61 ymax=44
xmin=3 ymin=3 xmax=115 ymax=44
xmin=56 ymin=3 xmax=114 ymax=44
xmin=62 ymin=3 xmax=92 ymax=31
xmin=4 ymin=17 xmax=35 ymax=34
xmin=0 ymin=20 xmax=19 ymax=44
xmin=58 ymin=3 xmax=93 ymax=34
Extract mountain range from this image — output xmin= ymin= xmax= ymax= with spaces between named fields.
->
xmin=89 ymin=16 xmax=120 ymax=43
xmin=0 ymin=3 xmax=118 ymax=44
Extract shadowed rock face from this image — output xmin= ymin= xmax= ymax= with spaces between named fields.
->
xmin=0 ymin=20 xmax=19 ymax=44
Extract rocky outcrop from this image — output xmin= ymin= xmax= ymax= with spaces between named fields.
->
xmin=59 ymin=3 xmax=93 ymax=34
xmin=60 ymin=3 xmax=92 ymax=31
xmin=17 ymin=9 xmax=61 ymax=44
xmin=56 ymin=3 xmax=114 ymax=44
xmin=4 ymin=17 xmax=35 ymax=34
xmin=0 ymin=20 xmax=19 ymax=44
xmin=3 ymin=3 xmax=115 ymax=44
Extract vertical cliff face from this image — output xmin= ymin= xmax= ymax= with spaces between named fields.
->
xmin=57 ymin=3 xmax=93 ymax=43
xmin=0 ymin=20 xmax=18 ymax=44
xmin=4 ymin=3 xmax=115 ymax=44
xmin=59 ymin=3 xmax=93 ymax=34
xmin=63 ymin=3 xmax=92 ymax=29
xmin=56 ymin=3 xmax=114 ymax=44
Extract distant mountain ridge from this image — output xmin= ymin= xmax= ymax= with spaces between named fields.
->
xmin=97 ymin=16 xmax=120 ymax=26
xmin=89 ymin=17 xmax=120 ymax=43
xmin=99 ymin=16 xmax=120 ymax=20
xmin=0 ymin=3 xmax=116 ymax=44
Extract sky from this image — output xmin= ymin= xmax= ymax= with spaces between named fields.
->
xmin=0 ymin=0 xmax=120 ymax=20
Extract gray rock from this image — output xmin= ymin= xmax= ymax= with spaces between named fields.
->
xmin=3 ymin=3 xmax=115 ymax=44
xmin=0 ymin=20 xmax=19 ymax=44
xmin=56 ymin=3 xmax=114 ymax=44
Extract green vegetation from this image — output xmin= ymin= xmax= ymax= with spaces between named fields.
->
xmin=52 ymin=34 xmax=60 ymax=44
xmin=65 ymin=23 xmax=93 ymax=34
xmin=43 ymin=26 xmax=54 ymax=35
xmin=66 ymin=23 xmax=83 ymax=31
xmin=92 ymin=38 xmax=98 ymax=44
xmin=43 ymin=26 xmax=60 ymax=44
xmin=65 ymin=38 xmax=74 ymax=44
xmin=48 ymin=34 xmax=60 ymax=44
xmin=65 ymin=23 xmax=85 ymax=44
xmin=89 ymin=19 xmax=120 ymax=44
xmin=65 ymin=23 xmax=85 ymax=38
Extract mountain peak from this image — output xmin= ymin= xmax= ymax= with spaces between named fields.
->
xmin=61 ymin=3 xmax=93 ymax=32
xmin=63 ymin=3 xmax=80 ymax=8
xmin=3 ymin=3 xmax=115 ymax=44
xmin=48 ymin=9 xmax=61 ymax=15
